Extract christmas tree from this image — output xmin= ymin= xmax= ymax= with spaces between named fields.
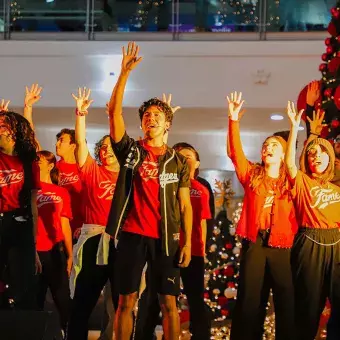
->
xmin=297 ymin=1 xmax=340 ymax=139
xmin=203 ymin=179 xmax=239 ymax=339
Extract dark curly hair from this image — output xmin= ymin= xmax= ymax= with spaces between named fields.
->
xmin=138 ymin=98 xmax=174 ymax=124
xmin=94 ymin=134 xmax=111 ymax=165
xmin=0 ymin=111 xmax=38 ymax=212
xmin=0 ymin=111 xmax=38 ymax=163
xmin=37 ymin=150 xmax=59 ymax=185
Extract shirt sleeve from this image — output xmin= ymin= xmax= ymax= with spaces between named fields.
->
xmin=178 ymin=155 xmax=191 ymax=188
xmin=110 ymin=132 xmax=135 ymax=164
xmin=290 ymin=170 xmax=304 ymax=199
xmin=201 ymin=188 xmax=212 ymax=220
xmin=60 ymin=188 xmax=73 ymax=220
xmin=31 ymin=161 xmax=41 ymax=190
xmin=228 ymin=120 xmax=252 ymax=186
xmin=80 ymin=153 xmax=97 ymax=179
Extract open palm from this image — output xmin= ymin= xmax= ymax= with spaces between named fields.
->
xmin=287 ymin=101 xmax=304 ymax=128
xmin=72 ymin=87 xmax=93 ymax=114
xmin=122 ymin=42 xmax=142 ymax=72
xmin=226 ymin=91 xmax=245 ymax=121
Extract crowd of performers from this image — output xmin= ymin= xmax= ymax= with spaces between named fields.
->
xmin=0 ymin=41 xmax=340 ymax=340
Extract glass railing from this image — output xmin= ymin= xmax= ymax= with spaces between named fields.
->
xmin=0 ymin=0 xmax=333 ymax=39
xmin=8 ymin=0 xmax=88 ymax=33
xmin=265 ymin=0 xmax=333 ymax=32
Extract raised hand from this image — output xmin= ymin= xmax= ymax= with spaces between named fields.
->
xmin=121 ymin=42 xmax=142 ymax=73
xmin=0 ymin=99 xmax=10 ymax=112
xmin=307 ymin=110 xmax=327 ymax=136
xmin=72 ymin=87 xmax=93 ymax=115
xmin=226 ymin=91 xmax=245 ymax=121
xmin=25 ymin=84 xmax=42 ymax=108
xmin=287 ymin=101 xmax=304 ymax=128
xmin=162 ymin=93 xmax=181 ymax=114
xmin=306 ymin=80 xmax=320 ymax=107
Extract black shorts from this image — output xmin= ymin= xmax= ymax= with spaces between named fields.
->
xmin=116 ymin=231 xmax=180 ymax=296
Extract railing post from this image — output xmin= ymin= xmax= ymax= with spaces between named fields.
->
xmin=3 ymin=0 xmax=11 ymax=40
xmin=259 ymin=0 xmax=267 ymax=41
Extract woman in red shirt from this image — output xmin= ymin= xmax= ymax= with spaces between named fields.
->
xmin=0 ymin=108 xmax=41 ymax=310
xmin=227 ymin=92 xmax=298 ymax=340
xmin=285 ymin=102 xmax=340 ymax=340
xmin=67 ymin=88 xmax=120 ymax=340
xmin=35 ymin=150 xmax=73 ymax=335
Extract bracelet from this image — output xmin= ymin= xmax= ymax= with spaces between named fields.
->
xmin=310 ymin=132 xmax=320 ymax=137
xmin=24 ymin=104 xmax=32 ymax=109
xmin=75 ymin=108 xmax=88 ymax=116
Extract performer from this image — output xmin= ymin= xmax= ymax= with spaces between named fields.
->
xmin=227 ymin=92 xmax=297 ymax=340
xmin=285 ymin=102 xmax=340 ymax=340
xmin=106 ymin=41 xmax=192 ymax=340
xmin=35 ymin=150 xmax=72 ymax=335
xmin=55 ymin=128 xmax=84 ymax=238
xmin=0 ymin=103 xmax=41 ymax=310
xmin=67 ymin=88 xmax=119 ymax=340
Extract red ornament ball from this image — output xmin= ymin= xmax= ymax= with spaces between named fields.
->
xmin=324 ymin=88 xmax=333 ymax=97
xmin=334 ymin=86 xmax=340 ymax=110
xmin=328 ymin=57 xmax=340 ymax=74
xmin=326 ymin=46 xmax=334 ymax=54
xmin=319 ymin=63 xmax=327 ymax=72
xmin=322 ymin=53 xmax=329 ymax=61
xmin=331 ymin=7 xmax=340 ymax=19
xmin=328 ymin=22 xmax=337 ymax=36
xmin=321 ymin=126 xmax=330 ymax=139
xmin=331 ymin=119 xmax=340 ymax=128
xmin=325 ymin=37 xmax=332 ymax=46
xmin=221 ymin=309 xmax=229 ymax=317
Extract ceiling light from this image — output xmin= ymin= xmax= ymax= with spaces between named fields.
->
xmin=270 ymin=114 xmax=284 ymax=121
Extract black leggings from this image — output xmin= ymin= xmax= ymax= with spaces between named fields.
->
xmin=37 ymin=242 xmax=70 ymax=332
xmin=291 ymin=228 xmax=340 ymax=340
xmin=0 ymin=211 xmax=36 ymax=310
xmin=67 ymin=235 xmax=118 ymax=340
xmin=230 ymin=236 xmax=295 ymax=340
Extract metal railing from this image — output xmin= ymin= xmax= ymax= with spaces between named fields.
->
xmin=0 ymin=0 xmax=334 ymax=41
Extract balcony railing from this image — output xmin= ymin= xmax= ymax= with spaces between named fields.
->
xmin=0 ymin=0 xmax=334 ymax=40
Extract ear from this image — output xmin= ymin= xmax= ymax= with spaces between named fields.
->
xmin=48 ymin=163 xmax=54 ymax=172
xmin=194 ymin=160 xmax=200 ymax=170
xmin=164 ymin=121 xmax=171 ymax=132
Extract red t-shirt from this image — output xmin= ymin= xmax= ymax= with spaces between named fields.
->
xmin=36 ymin=182 xmax=72 ymax=251
xmin=180 ymin=179 xmax=211 ymax=257
xmin=291 ymin=170 xmax=340 ymax=229
xmin=123 ymin=143 xmax=166 ymax=239
xmin=0 ymin=151 xmax=40 ymax=212
xmin=80 ymin=155 xmax=119 ymax=227
xmin=56 ymin=160 xmax=84 ymax=232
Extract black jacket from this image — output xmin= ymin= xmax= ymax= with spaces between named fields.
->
xmin=106 ymin=133 xmax=190 ymax=256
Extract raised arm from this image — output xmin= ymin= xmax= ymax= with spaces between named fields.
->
xmin=285 ymin=101 xmax=304 ymax=180
xmin=72 ymin=87 xmax=93 ymax=167
xmin=305 ymin=80 xmax=320 ymax=137
xmin=108 ymin=42 xmax=142 ymax=143
xmin=226 ymin=92 xmax=249 ymax=183
xmin=299 ymin=110 xmax=326 ymax=169
xmin=23 ymin=84 xmax=42 ymax=150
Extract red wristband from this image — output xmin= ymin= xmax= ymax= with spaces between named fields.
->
xmin=75 ymin=108 xmax=88 ymax=116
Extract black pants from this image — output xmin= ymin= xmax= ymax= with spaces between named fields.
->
xmin=67 ymin=235 xmax=118 ymax=340
xmin=37 ymin=242 xmax=70 ymax=332
xmin=0 ymin=211 xmax=36 ymax=310
xmin=291 ymin=228 xmax=340 ymax=340
xmin=135 ymin=256 xmax=211 ymax=340
xmin=230 ymin=236 xmax=295 ymax=340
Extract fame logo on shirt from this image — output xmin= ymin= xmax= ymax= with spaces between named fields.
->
xmin=310 ymin=186 xmax=340 ymax=209
xmin=190 ymin=188 xmax=202 ymax=197
xmin=59 ymin=172 xmax=79 ymax=186
xmin=98 ymin=180 xmax=116 ymax=200
xmin=139 ymin=161 xmax=159 ymax=182
xmin=159 ymin=171 xmax=179 ymax=188
xmin=0 ymin=169 xmax=24 ymax=187
xmin=37 ymin=191 xmax=62 ymax=208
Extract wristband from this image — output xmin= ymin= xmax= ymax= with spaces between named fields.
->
xmin=310 ymin=132 xmax=320 ymax=137
xmin=75 ymin=108 xmax=88 ymax=116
